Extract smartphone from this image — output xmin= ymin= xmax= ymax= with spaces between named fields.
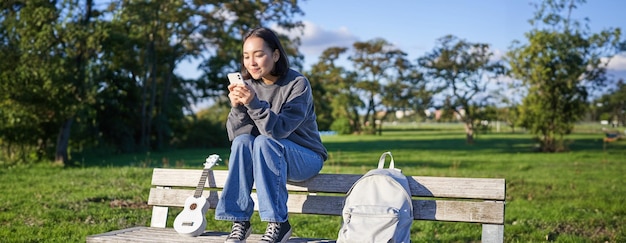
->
xmin=227 ymin=72 xmax=244 ymax=85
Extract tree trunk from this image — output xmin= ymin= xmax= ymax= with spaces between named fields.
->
xmin=464 ymin=121 xmax=474 ymax=144
xmin=350 ymin=108 xmax=361 ymax=134
xmin=155 ymin=57 xmax=175 ymax=150
xmin=147 ymin=40 xmax=158 ymax=150
xmin=55 ymin=118 xmax=73 ymax=165
xmin=377 ymin=111 xmax=389 ymax=136
xmin=136 ymin=71 xmax=148 ymax=151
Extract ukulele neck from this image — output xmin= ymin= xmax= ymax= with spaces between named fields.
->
xmin=194 ymin=168 xmax=210 ymax=198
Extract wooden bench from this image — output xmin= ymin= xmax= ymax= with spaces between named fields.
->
xmin=87 ymin=168 xmax=506 ymax=242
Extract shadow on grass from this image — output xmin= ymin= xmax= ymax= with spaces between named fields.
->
xmin=324 ymin=134 xmax=621 ymax=153
xmin=71 ymin=129 xmax=625 ymax=168
xmin=70 ymin=147 xmax=232 ymax=168
xmin=321 ymin=133 xmax=625 ymax=170
xmin=322 ymin=137 xmax=534 ymax=153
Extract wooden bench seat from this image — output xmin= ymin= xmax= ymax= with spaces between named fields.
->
xmin=87 ymin=168 xmax=506 ymax=242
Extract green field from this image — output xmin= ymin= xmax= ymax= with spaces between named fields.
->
xmin=1 ymin=123 xmax=624 ymax=242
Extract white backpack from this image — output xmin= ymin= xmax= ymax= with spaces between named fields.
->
xmin=337 ymin=151 xmax=413 ymax=243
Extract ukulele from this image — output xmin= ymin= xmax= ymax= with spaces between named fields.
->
xmin=173 ymin=154 xmax=221 ymax=237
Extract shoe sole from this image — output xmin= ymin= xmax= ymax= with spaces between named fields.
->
xmin=277 ymin=228 xmax=292 ymax=243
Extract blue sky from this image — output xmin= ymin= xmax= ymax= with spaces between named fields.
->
xmin=177 ymin=0 xmax=626 ymax=80
xmin=294 ymin=0 xmax=625 ymax=69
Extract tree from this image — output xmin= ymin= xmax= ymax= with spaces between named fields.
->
xmin=54 ymin=0 xmax=106 ymax=164
xmin=507 ymin=0 xmax=624 ymax=152
xmin=0 ymin=0 xmax=105 ymax=164
xmin=595 ymin=79 xmax=626 ymax=127
xmin=501 ymin=104 xmax=522 ymax=133
xmin=307 ymin=47 xmax=362 ymax=133
xmin=0 ymin=0 xmax=307 ymax=165
xmin=0 ymin=2 xmax=38 ymax=163
xmin=350 ymin=38 xmax=409 ymax=135
xmin=381 ymin=55 xmax=430 ymax=125
xmin=109 ymin=0 xmax=199 ymax=151
xmin=309 ymin=41 xmax=429 ymax=135
xmin=418 ymin=35 xmax=506 ymax=144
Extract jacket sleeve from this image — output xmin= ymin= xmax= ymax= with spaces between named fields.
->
xmin=226 ymin=105 xmax=258 ymax=141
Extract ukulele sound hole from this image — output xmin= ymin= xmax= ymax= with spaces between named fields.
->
xmin=190 ymin=203 xmax=197 ymax=210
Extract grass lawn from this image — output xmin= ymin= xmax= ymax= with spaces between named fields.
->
xmin=0 ymin=123 xmax=624 ymax=242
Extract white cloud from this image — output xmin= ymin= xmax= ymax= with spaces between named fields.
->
xmin=300 ymin=22 xmax=358 ymax=49
xmin=489 ymin=48 xmax=507 ymax=62
xmin=275 ymin=21 xmax=359 ymax=66
xmin=605 ymin=53 xmax=626 ymax=71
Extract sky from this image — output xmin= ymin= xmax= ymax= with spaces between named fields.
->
xmin=292 ymin=0 xmax=626 ymax=70
xmin=177 ymin=0 xmax=626 ymax=110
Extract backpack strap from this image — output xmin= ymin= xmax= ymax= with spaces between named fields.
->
xmin=377 ymin=151 xmax=395 ymax=169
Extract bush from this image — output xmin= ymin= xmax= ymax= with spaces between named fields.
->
xmin=330 ymin=118 xmax=353 ymax=135
xmin=174 ymin=118 xmax=229 ymax=148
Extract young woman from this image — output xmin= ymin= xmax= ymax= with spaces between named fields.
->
xmin=215 ymin=27 xmax=328 ymax=243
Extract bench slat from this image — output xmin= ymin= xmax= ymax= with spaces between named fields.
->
xmin=148 ymin=188 xmax=504 ymax=224
xmin=86 ymin=227 xmax=335 ymax=243
xmin=151 ymin=169 xmax=505 ymax=200
xmin=408 ymin=176 xmax=505 ymax=200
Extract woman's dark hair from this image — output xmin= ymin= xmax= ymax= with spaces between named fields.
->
xmin=241 ymin=27 xmax=290 ymax=80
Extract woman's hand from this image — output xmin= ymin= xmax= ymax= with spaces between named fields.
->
xmin=228 ymin=83 xmax=255 ymax=107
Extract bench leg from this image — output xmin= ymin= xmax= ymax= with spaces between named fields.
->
xmin=150 ymin=206 xmax=169 ymax=228
xmin=481 ymin=224 xmax=503 ymax=243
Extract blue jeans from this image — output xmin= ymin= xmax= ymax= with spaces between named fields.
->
xmin=215 ymin=134 xmax=324 ymax=222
